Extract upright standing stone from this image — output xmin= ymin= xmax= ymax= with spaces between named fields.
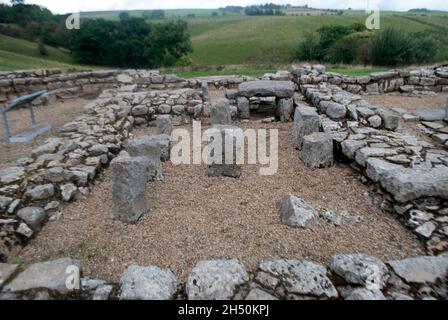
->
xmin=276 ymin=98 xmax=293 ymax=122
xmin=444 ymin=98 xmax=448 ymax=121
xmin=201 ymin=81 xmax=209 ymax=102
xmin=207 ymin=125 xmax=243 ymax=178
xmin=293 ymin=106 xmax=320 ymax=149
xmin=300 ymin=132 xmax=334 ymax=169
xmin=155 ymin=115 xmax=172 ymax=135
xmin=210 ymin=99 xmax=232 ymax=125
xmin=237 ymin=97 xmax=250 ymax=119
xmin=127 ymin=136 xmax=163 ymax=181
xmin=111 ymin=156 xmax=149 ymax=224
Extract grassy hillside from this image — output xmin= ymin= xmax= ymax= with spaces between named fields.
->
xmin=0 ymin=34 xmax=95 ymax=71
xmin=82 ymin=9 xmax=448 ymax=66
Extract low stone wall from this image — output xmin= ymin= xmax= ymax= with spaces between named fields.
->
xmin=294 ymin=64 xmax=448 ymax=95
xmin=292 ymin=65 xmax=448 ymax=256
xmin=1 ymin=255 xmax=446 ymax=300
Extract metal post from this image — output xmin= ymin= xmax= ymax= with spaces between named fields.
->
xmin=28 ymin=102 xmax=36 ymax=125
xmin=1 ymin=110 xmax=11 ymax=142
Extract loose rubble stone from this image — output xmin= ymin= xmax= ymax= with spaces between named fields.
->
xmin=378 ymin=110 xmax=400 ymax=131
xmin=16 ymin=222 xmax=33 ymax=238
xmin=0 ymin=196 xmax=13 ymax=212
xmin=238 ymin=80 xmax=295 ymax=98
xmin=292 ymin=106 xmax=320 ymax=149
xmin=279 ymin=195 xmax=318 ymax=229
xmin=345 ymin=288 xmax=386 ymax=300
xmin=210 ymin=99 xmax=232 ymax=125
xmin=388 ymin=256 xmax=448 ymax=284
xmin=127 ymin=136 xmax=163 ymax=181
xmin=120 ymin=265 xmax=177 ymax=300
xmin=330 ymin=254 xmax=389 ymax=289
xmin=25 ymin=184 xmax=55 ymax=201
xmin=147 ymin=134 xmax=171 ymax=162
xmin=0 ymin=167 xmax=25 ymax=184
xmin=259 ymin=260 xmax=338 ymax=299
xmin=415 ymin=222 xmax=437 ymax=238
xmin=326 ymin=102 xmax=346 ymax=119
xmin=355 ymin=147 xmax=398 ymax=167
xmin=111 ymin=156 xmax=150 ymax=224
xmin=245 ymin=288 xmax=278 ymax=300
xmin=300 ymin=132 xmax=334 ymax=169
xmin=92 ymin=285 xmax=113 ymax=300
xmin=365 ymin=158 xmax=403 ymax=183
xmin=61 ymin=183 xmax=77 ymax=202
xmin=187 ymin=259 xmax=249 ymax=300
xmin=368 ymin=115 xmax=382 ymax=128
xmin=16 ymin=207 xmax=46 ymax=231
xmin=4 ymin=258 xmax=81 ymax=294
xmin=341 ymin=139 xmax=366 ymax=159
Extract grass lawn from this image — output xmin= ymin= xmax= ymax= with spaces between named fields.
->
xmin=165 ymin=67 xmax=279 ymax=78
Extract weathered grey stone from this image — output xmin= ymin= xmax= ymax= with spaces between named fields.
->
xmin=148 ymin=134 xmax=171 ymax=162
xmin=210 ymin=99 xmax=232 ymax=125
xmin=92 ymin=285 xmax=113 ymax=300
xmin=155 ymin=115 xmax=172 ymax=135
xmin=7 ymin=199 xmax=20 ymax=214
xmin=201 ymin=81 xmax=209 ymax=102
xmin=415 ymin=221 xmax=437 ymax=238
xmin=414 ymin=108 xmax=446 ymax=121
xmin=88 ymin=144 xmax=108 ymax=156
xmin=4 ymin=258 xmax=81 ymax=294
xmin=378 ymin=110 xmax=400 ymax=131
xmin=0 ymin=263 xmax=18 ymax=289
xmin=186 ymin=259 xmax=249 ymax=300
xmin=293 ymin=106 xmax=320 ymax=149
xmin=120 ymin=265 xmax=177 ymax=300
xmin=279 ymin=195 xmax=318 ymax=229
xmin=238 ymin=80 xmax=295 ymax=98
xmin=300 ymin=132 xmax=333 ymax=169
xmin=16 ymin=222 xmax=33 ymax=238
xmin=355 ymin=147 xmax=398 ymax=167
xmin=341 ymin=140 xmax=366 ymax=159
xmin=0 ymin=196 xmax=13 ymax=213
xmin=365 ymin=158 xmax=404 ymax=182
xmin=111 ymin=156 xmax=150 ymax=224
xmin=388 ymin=256 xmax=448 ymax=284
xmin=259 ymin=260 xmax=337 ymax=298
xmin=245 ymin=288 xmax=278 ymax=300
xmin=131 ymin=105 xmax=148 ymax=116
xmin=330 ymin=254 xmax=389 ymax=289
xmin=127 ymin=136 xmax=163 ymax=181
xmin=276 ymin=98 xmax=293 ymax=122
xmin=17 ymin=207 xmax=46 ymax=231
xmin=380 ymin=166 xmax=448 ymax=202
xmin=237 ymin=97 xmax=250 ymax=119
xmin=345 ymin=288 xmax=386 ymax=300
xmin=368 ymin=115 xmax=382 ymax=128
xmin=0 ymin=167 xmax=25 ymax=184
xmin=25 ymin=184 xmax=55 ymax=200
xmin=60 ymin=183 xmax=77 ymax=202
xmin=207 ymin=125 xmax=243 ymax=178
xmin=326 ymin=102 xmax=346 ymax=120
xmin=31 ymin=140 xmax=60 ymax=158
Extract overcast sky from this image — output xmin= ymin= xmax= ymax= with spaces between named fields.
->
xmin=1 ymin=0 xmax=447 ymax=14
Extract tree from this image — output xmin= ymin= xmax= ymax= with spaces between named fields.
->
xmin=370 ymin=28 xmax=414 ymax=66
xmin=119 ymin=12 xmax=130 ymax=21
xmin=144 ymin=20 xmax=192 ymax=67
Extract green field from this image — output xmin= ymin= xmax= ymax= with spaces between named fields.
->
xmin=0 ymin=35 xmax=95 ymax=71
xmin=82 ymin=9 xmax=448 ymax=66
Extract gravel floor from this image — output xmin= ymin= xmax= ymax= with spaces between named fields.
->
xmin=0 ymin=98 xmax=90 ymax=168
xmin=364 ymin=92 xmax=448 ymax=112
xmin=17 ymin=120 xmax=424 ymax=282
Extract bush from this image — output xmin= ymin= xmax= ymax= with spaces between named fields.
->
xmin=37 ymin=40 xmax=48 ymax=55
xmin=370 ymin=28 xmax=414 ymax=66
xmin=326 ymin=31 xmax=372 ymax=64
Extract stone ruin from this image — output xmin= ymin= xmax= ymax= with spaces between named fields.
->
xmin=1 ymin=64 xmax=448 ymax=300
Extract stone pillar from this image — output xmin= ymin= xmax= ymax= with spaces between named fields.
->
xmin=210 ymin=99 xmax=232 ymax=125
xmin=444 ymin=98 xmax=448 ymax=122
xmin=293 ymin=105 xmax=320 ymax=150
xmin=201 ymin=81 xmax=210 ymax=102
xmin=300 ymin=132 xmax=334 ymax=170
xmin=276 ymin=98 xmax=293 ymax=122
xmin=156 ymin=115 xmax=172 ymax=135
xmin=127 ymin=136 xmax=163 ymax=180
xmin=111 ymin=156 xmax=149 ymax=224
xmin=207 ymin=125 xmax=243 ymax=178
xmin=237 ymin=97 xmax=250 ymax=119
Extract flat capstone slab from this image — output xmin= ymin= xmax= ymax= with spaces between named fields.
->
xmin=238 ymin=80 xmax=295 ymax=98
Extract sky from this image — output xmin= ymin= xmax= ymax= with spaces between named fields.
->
xmin=1 ymin=0 xmax=447 ymax=14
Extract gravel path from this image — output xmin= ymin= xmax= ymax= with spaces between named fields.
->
xmin=17 ymin=121 xmax=424 ymax=282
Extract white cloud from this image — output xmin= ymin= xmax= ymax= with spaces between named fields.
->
xmin=1 ymin=0 xmax=447 ymax=14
